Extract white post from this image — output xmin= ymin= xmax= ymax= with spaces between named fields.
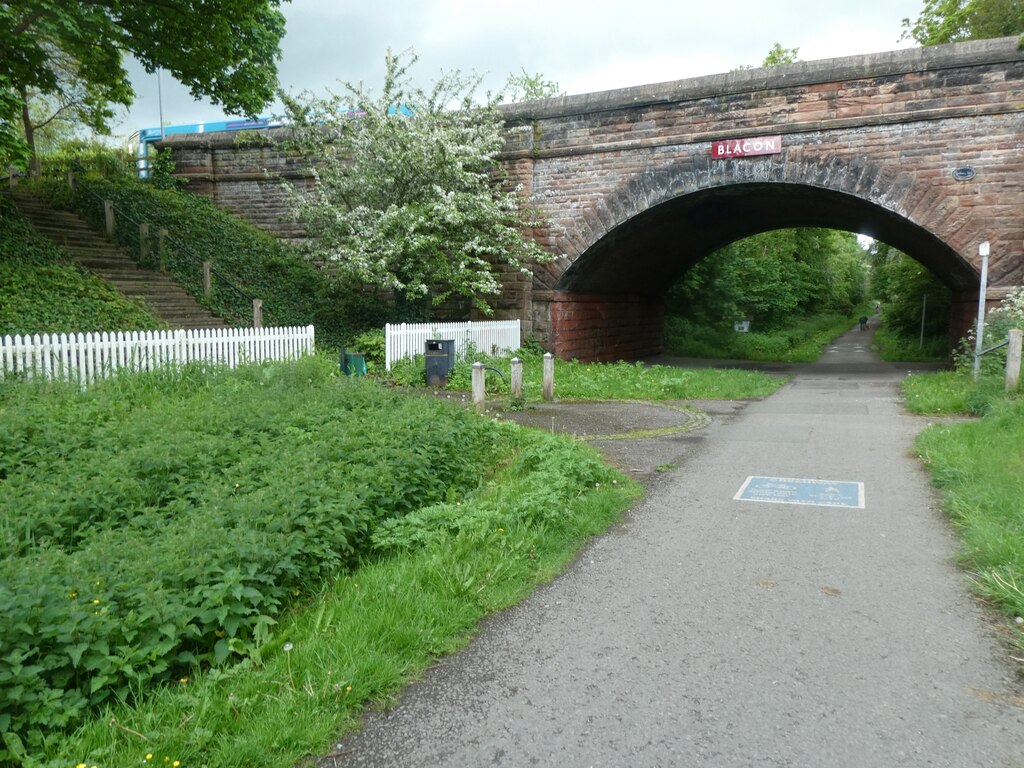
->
xmin=972 ymin=241 xmax=990 ymax=380
xmin=1006 ymin=329 xmax=1022 ymax=391
xmin=510 ymin=357 xmax=523 ymax=400
xmin=542 ymin=352 xmax=555 ymax=402
xmin=472 ymin=362 xmax=486 ymax=411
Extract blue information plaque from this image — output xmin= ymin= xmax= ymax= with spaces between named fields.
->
xmin=734 ymin=476 xmax=865 ymax=509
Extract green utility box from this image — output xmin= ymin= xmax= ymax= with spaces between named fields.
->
xmin=340 ymin=347 xmax=366 ymax=376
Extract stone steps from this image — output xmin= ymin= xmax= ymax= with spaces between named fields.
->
xmin=7 ymin=189 xmax=231 ymax=330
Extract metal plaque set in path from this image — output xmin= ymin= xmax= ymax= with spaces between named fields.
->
xmin=734 ymin=476 xmax=865 ymax=509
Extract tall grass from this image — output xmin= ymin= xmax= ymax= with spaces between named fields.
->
xmin=665 ymin=309 xmax=869 ymax=363
xmin=389 ymin=350 xmax=786 ymax=401
xmin=903 ymin=370 xmax=1024 ymax=648
xmin=873 ymin=323 xmax=948 ymax=363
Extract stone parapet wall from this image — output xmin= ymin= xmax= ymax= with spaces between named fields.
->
xmin=157 ymin=128 xmax=311 ymax=240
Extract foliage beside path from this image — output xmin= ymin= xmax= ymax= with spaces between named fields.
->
xmin=903 ymin=373 xmax=1024 ymax=651
xmin=0 ymin=355 xmax=640 ymax=766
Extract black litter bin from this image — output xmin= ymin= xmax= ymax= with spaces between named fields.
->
xmin=425 ymin=340 xmax=455 ymax=386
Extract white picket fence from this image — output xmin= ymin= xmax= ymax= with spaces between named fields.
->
xmin=385 ymin=320 xmax=521 ymax=370
xmin=0 ymin=325 xmax=316 ymax=387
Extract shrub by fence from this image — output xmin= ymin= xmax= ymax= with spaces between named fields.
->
xmin=1 ymin=325 xmax=315 ymax=386
xmin=385 ymin=320 xmax=520 ymax=370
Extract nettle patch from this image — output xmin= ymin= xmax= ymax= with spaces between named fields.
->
xmin=0 ymin=356 xmax=507 ymax=756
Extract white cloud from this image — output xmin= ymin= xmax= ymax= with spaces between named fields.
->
xmin=113 ymin=0 xmax=926 ymax=138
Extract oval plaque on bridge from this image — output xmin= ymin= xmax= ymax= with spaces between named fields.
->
xmin=952 ymin=166 xmax=976 ymax=181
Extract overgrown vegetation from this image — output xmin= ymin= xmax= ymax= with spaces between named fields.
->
xmin=32 ymin=175 xmax=420 ymax=347
xmin=665 ymin=310 xmax=868 ymax=363
xmin=907 ymin=380 xmax=1024 ymax=646
xmin=387 ymin=346 xmax=786 ymax=401
xmin=901 ymin=283 xmax=1024 ymax=650
xmin=664 ymin=228 xmax=869 ymax=361
xmin=0 ymin=194 xmax=163 ymax=335
xmin=0 ymin=355 xmax=639 ymax=763
xmin=868 ymin=241 xmax=950 ymax=362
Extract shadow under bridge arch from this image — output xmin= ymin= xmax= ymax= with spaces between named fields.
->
xmin=547 ymin=183 xmax=977 ymax=362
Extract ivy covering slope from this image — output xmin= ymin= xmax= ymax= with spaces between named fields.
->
xmin=37 ymin=177 xmax=424 ymax=347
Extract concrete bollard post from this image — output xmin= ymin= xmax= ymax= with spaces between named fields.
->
xmin=139 ymin=222 xmax=150 ymax=263
xmin=103 ymin=200 xmax=115 ymax=237
xmin=542 ymin=352 xmax=555 ymax=401
xmin=252 ymin=298 xmax=263 ymax=328
xmin=66 ymin=170 xmax=75 ymax=190
xmin=1006 ymin=329 xmax=1022 ymax=391
xmin=472 ymin=362 xmax=486 ymax=411
xmin=7 ymin=166 xmax=17 ymax=189
xmin=510 ymin=357 xmax=523 ymax=400
xmin=202 ymin=261 xmax=212 ymax=298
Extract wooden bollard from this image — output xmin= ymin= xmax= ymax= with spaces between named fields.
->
xmin=157 ymin=228 xmax=168 ymax=270
xmin=542 ymin=352 xmax=554 ymax=401
xmin=1007 ymin=328 xmax=1022 ymax=391
xmin=139 ymin=222 xmax=150 ymax=263
xmin=472 ymin=362 xmax=486 ymax=411
xmin=202 ymin=261 xmax=212 ymax=298
xmin=252 ymin=298 xmax=263 ymax=328
xmin=510 ymin=357 xmax=523 ymax=400
xmin=103 ymin=200 xmax=114 ymax=237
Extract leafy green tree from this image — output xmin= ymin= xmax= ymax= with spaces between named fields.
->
xmin=503 ymin=69 xmax=564 ymax=102
xmin=281 ymin=49 xmax=550 ymax=314
xmin=0 ymin=1 xmax=287 ymax=171
xmin=868 ymin=241 xmax=949 ymax=337
xmin=734 ymin=42 xmax=799 ymax=71
xmin=761 ymin=43 xmax=800 ymax=67
xmin=901 ymin=0 xmax=1023 ymax=45
xmin=668 ymin=230 xmax=868 ymax=330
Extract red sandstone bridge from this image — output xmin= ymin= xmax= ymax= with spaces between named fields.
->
xmin=162 ymin=36 xmax=1023 ymax=361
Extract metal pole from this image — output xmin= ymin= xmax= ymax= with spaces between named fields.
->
xmin=157 ymin=68 xmax=166 ymax=140
xmin=972 ymin=242 xmax=990 ymax=380
xmin=919 ymin=293 xmax=927 ymax=348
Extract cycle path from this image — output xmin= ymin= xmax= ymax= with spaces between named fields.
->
xmin=323 ymin=325 xmax=1023 ymax=767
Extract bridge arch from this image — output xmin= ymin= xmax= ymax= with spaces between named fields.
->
xmin=553 ymin=154 xmax=979 ymax=298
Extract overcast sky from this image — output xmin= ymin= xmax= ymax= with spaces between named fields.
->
xmin=115 ymin=0 xmax=927 ymax=140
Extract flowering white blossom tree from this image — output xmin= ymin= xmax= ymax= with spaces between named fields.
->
xmin=281 ymin=49 xmax=549 ymax=314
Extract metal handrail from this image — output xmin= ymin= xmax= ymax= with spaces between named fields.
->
xmin=73 ymin=174 xmax=260 ymax=311
xmin=977 ymin=339 xmax=1009 ymax=357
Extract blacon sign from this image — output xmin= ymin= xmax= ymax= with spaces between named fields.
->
xmin=711 ymin=135 xmax=782 ymax=159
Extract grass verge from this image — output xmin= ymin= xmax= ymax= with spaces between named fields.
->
xmin=389 ymin=351 xmax=786 ymax=401
xmin=664 ymin=309 xmax=870 ymax=363
xmin=872 ymin=323 xmax=948 ymax=363
xmin=901 ymin=372 xmax=1024 ymax=651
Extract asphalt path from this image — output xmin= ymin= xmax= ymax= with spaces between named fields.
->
xmin=323 ymin=324 xmax=1023 ymax=767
